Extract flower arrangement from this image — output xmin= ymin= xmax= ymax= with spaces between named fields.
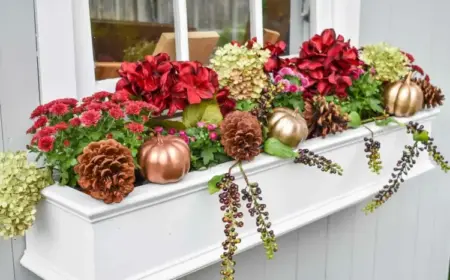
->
xmin=20 ymin=28 xmax=449 ymax=279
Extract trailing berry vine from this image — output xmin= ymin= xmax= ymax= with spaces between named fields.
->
xmin=364 ymin=121 xmax=449 ymax=213
xmin=294 ymin=149 xmax=344 ymax=175
xmin=363 ymin=126 xmax=382 ymax=174
xmin=239 ymin=163 xmax=278 ymax=259
xmin=216 ymin=169 xmax=243 ymax=280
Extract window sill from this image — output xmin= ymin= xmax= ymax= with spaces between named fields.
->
xmin=21 ymin=108 xmax=439 ymax=280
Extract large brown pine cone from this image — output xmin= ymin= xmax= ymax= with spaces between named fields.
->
xmin=412 ymin=78 xmax=445 ymax=108
xmin=74 ymin=139 xmax=135 ymax=204
xmin=304 ymin=96 xmax=349 ymax=138
xmin=220 ymin=111 xmax=263 ymax=161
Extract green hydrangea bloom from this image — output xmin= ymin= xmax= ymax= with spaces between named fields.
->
xmin=210 ymin=41 xmax=270 ymax=100
xmin=0 ymin=151 xmax=53 ymax=239
xmin=362 ymin=42 xmax=410 ymax=83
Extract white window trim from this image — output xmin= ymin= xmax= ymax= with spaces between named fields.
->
xmin=34 ymin=0 xmax=361 ymax=102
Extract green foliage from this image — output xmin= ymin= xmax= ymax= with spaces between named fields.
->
xmin=362 ymin=42 xmax=410 ymax=82
xmin=123 ymin=40 xmax=156 ymax=61
xmin=218 ymin=27 xmax=247 ymax=47
xmin=338 ymin=73 xmax=384 ymax=121
xmin=348 ymin=111 xmax=362 ymax=128
xmin=272 ymin=93 xmax=304 ymax=111
xmin=182 ymin=100 xmax=223 ymax=128
xmin=236 ymin=100 xmax=257 ymax=112
xmin=207 ymin=174 xmax=225 ymax=194
xmin=186 ymin=126 xmax=231 ymax=170
xmin=263 ymin=138 xmax=297 ymax=159
xmin=0 ymin=151 xmax=53 ymax=239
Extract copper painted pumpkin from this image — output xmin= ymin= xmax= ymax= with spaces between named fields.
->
xmin=138 ymin=135 xmax=191 ymax=184
xmin=268 ymin=107 xmax=308 ymax=147
xmin=384 ymin=72 xmax=424 ymax=117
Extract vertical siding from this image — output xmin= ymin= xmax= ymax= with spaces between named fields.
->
xmin=0 ymin=0 xmax=42 ymax=280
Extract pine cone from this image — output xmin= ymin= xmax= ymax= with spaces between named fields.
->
xmin=412 ymin=78 xmax=445 ymax=108
xmin=304 ymin=96 xmax=349 ymax=138
xmin=220 ymin=111 xmax=263 ymax=161
xmin=74 ymin=139 xmax=135 ymax=204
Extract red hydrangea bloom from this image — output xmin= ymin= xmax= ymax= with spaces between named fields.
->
xmin=80 ymin=110 xmax=101 ymax=127
xmin=297 ymin=28 xmax=363 ymax=99
xmin=69 ymin=117 xmax=81 ymax=127
xmin=54 ymin=122 xmax=69 ymax=131
xmin=126 ymin=122 xmax=145 ymax=133
xmin=38 ymin=136 xmax=55 ymax=152
xmin=264 ymin=41 xmax=287 ymax=73
xmin=216 ymin=87 xmax=236 ymax=116
xmin=33 ymin=116 xmax=48 ymax=129
xmin=49 ymin=103 xmax=69 ymax=116
xmin=109 ymin=108 xmax=125 ymax=119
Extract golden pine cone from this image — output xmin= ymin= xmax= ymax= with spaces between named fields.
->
xmin=304 ymin=95 xmax=349 ymax=138
xmin=220 ymin=111 xmax=263 ymax=161
xmin=412 ymin=78 xmax=445 ymax=108
xmin=74 ymin=139 xmax=135 ymax=204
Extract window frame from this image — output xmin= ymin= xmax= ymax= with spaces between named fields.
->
xmin=34 ymin=0 xmax=361 ymax=101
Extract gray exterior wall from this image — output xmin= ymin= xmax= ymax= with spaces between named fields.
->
xmin=1 ymin=0 xmax=450 ymax=279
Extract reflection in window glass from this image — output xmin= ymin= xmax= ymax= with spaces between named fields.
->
xmin=263 ymin=0 xmax=310 ymax=55
xmin=89 ymin=0 xmax=176 ymax=80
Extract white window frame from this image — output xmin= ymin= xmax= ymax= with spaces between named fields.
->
xmin=34 ymin=0 xmax=361 ymax=102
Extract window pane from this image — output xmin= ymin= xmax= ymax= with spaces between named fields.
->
xmin=185 ymin=0 xmax=250 ymax=60
xmin=90 ymin=0 xmax=175 ymax=80
xmin=263 ymin=0 xmax=310 ymax=55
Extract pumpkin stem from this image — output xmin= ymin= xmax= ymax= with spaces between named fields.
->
xmin=405 ymin=72 xmax=413 ymax=84
xmin=156 ymin=134 xmax=163 ymax=144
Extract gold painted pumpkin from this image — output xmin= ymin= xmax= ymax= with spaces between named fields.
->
xmin=268 ymin=107 xmax=308 ymax=147
xmin=138 ymin=135 xmax=191 ymax=184
xmin=384 ymin=72 xmax=424 ymax=117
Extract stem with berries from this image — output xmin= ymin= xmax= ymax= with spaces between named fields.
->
xmin=216 ymin=171 xmax=243 ymax=280
xmin=239 ymin=163 xmax=278 ymax=259
xmin=363 ymin=126 xmax=382 ymax=174
xmin=294 ymin=149 xmax=343 ymax=175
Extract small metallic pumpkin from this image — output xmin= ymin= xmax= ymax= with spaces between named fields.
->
xmin=138 ymin=135 xmax=190 ymax=184
xmin=268 ymin=107 xmax=308 ymax=147
xmin=384 ymin=72 xmax=424 ymax=117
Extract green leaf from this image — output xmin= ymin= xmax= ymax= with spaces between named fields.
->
xmin=147 ymin=119 xmax=186 ymax=130
xmin=236 ymin=100 xmax=257 ymax=112
xmin=182 ymin=100 xmax=222 ymax=127
xmin=208 ymin=174 xmax=224 ymax=194
xmin=348 ymin=111 xmax=362 ymax=128
xmin=201 ymin=147 xmax=215 ymax=165
xmin=263 ymin=138 xmax=297 ymax=159
xmin=201 ymin=103 xmax=223 ymax=124
xmin=288 ymin=98 xmax=304 ymax=111
xmin=368 ymin=99 xmax=383 ymax=112
xmin=111 ymin=131 xmax=125 ymax=140
xmin=90 ymin=131 xmax=103 ymax=141
xmin=413 ymin=131 xmax=429 ymax=142
xmin=375 ymin=117 xmax=395 ymax=126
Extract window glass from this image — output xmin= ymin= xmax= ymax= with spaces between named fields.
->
xmin=89 ymin=0 xmax=175 ymax=80
xmin=185 ymin=0 xmax=250 ymax=61
xmin=263 ymin=0 xmax=310 ymax=55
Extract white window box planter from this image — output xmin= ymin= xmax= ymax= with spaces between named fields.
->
xmin=21 ymin=108 xmax=439 ymax=280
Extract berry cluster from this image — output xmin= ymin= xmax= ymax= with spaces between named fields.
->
xmin=363 ymin=137 xmax=382 ymax=174
xmin=217 ymin=173 xmax=243 ymax=280
xmin=251 ymin=83 xmax=282 ymax=127
xmin=407 ymin=121 xmax=450 ymax=172
xmin=294 ymin=149 xmax=343 ymax=175
xmin=241 ymin=183 xmax=278 ymax=259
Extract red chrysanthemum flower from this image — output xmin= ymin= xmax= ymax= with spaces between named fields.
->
xmin=216 ymin=87 xmax=236 ymax=116
xmin=92 ymin=91 xmax=112 ymax=101
xmin=30 ymin=105 xmax=47 ymax=119
xmin=109 ymin=108 xmax=125 ymax=119
xmin=126 ymin=122 xmax=145 ymax=133
xmin=86 ymin=102 xmax=103 ymax=111
xmin=26 ymin=126 xmax=36 ymax=134
xmin=80 ymin=110 xmax=101 ymax=127
xmin=54 ymin=122 xmax=69 ymax=131
xmin=63 ymin=139 xmax=70 ymax=147
xmin=37 ymin=136 xmax=55 ymax=152
xmin=69 ymin=117 xmax=81 ymax=127
xmin=49 ymin=103 xmax=69 ymax=116
xmin=59 ymin=98 xmax=79 ymax=107
xmin=125 ymin=102 xmax=142 ymax=115
xmin=33 ymin=116 xmax=48 ymax=129
xmin=72 ymin=106 xmax=85 ymax=114
xmin=31 ymin=126 xmax=56 ymax=144
xmin=111 ymin=90 xmax=131 ymax=103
